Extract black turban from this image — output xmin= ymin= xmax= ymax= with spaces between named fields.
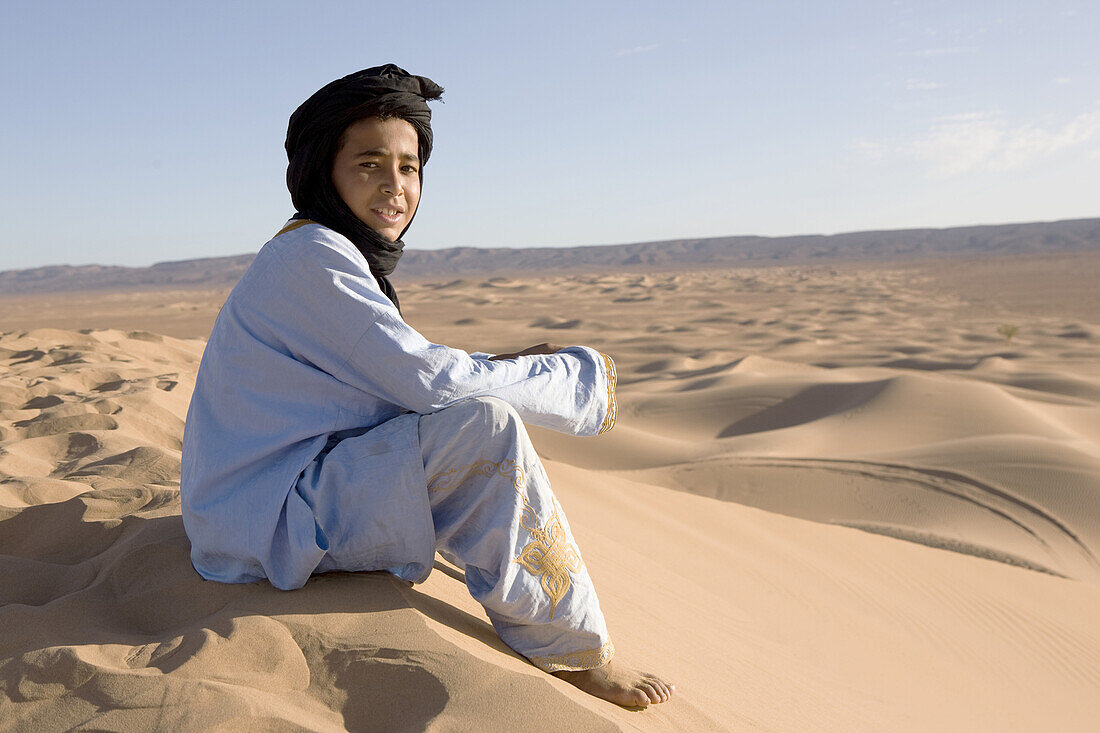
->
xmin=285 ymin=64 xmax=444 ymax=311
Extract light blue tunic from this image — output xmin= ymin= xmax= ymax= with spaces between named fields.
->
xmin=181 ymin=221 xmax=614 ymax=591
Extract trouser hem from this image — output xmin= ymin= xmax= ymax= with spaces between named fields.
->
xmin=527 ymin=640 xmax=615 ymax=673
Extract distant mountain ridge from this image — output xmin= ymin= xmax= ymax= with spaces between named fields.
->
xmin=2 ymin=218 xmax=1098 ymax=295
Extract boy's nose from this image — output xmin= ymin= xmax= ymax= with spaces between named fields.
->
xmin=380 ymin=172 xmax=402 ymax=196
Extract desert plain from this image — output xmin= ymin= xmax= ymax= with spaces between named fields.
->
xmin=1 ymin=249 xmax=1099 ymax=731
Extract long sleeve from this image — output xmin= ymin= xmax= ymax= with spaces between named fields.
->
xmin=242 ymin=224 xmax=615 ymax=436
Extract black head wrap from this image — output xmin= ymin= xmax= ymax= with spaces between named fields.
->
xmin=286 ymin=64 xmax=443 ymax=310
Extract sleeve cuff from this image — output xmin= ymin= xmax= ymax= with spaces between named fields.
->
xmin=597 ymin=352 xmax=617 ymax=434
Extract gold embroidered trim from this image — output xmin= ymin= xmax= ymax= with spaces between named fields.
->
xmin=427 ymin=459 xmax=526 ymax=494
xmin=426 ymin=458 xmax=583 ymax=620
xmin=514 ymin=504 xmax=582 ymax=620
xmin=528 ymin=640 xmax=615 ymax=673
xmin=598 ymin=352 xmax=617 ymax=434
xmin=275 ymin=218 xmax=314 ymax=237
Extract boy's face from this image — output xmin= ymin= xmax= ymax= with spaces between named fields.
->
xmin=331 ymin=117 xmax=421 ymax=241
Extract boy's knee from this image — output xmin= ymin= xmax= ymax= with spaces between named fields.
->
xmin=467 ymin=395 xmax=521 ymax=432
xmin=442 ymin=396 xmax=521 ymax=438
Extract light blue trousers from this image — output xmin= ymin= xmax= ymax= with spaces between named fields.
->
xmin=299 ymin=396 xmax=613 ymax=672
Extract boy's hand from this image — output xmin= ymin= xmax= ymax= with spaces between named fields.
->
xmin=489 ymin=343 xmax=564 ymax=361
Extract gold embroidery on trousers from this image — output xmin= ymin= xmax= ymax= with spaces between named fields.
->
xmin=515 ymin=504 xmax=582 ymax=620
xmin=426 ymin=459 xmax=583 ymax=620
xmin=529 ymin=640 xmax=615 ymax=673
xmin=427 ymin=458 xmax=526 ymax=494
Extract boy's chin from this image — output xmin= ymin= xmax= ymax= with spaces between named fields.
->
xmin=357 ymin=220 xmax=401 ymax=242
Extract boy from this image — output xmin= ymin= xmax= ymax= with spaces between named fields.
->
xmin=181 ymin=65 xmax=673 ymax=707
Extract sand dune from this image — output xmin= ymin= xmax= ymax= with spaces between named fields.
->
xmin=3 ymin=254 xmax=1100 ymax=730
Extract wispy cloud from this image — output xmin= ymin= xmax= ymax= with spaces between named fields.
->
xmin=853 ymin=109 xmax=1100 ymax=177
xmin=1052 ymin=76 xmax=1072 ymax=85
xmin=616 ymin=43 xmax=661 ymax=57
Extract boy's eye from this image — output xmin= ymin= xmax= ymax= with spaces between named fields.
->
xmin=359 ymin=161 xmax=377 ymax=168
xmin=402 ymin=165 xmax=418 ymax=173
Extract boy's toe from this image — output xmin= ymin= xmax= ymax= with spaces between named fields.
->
xmin=631 ymin=687 xmax=652 ymax=707
xmin=638 ymin=680 xmax=662 ymax=704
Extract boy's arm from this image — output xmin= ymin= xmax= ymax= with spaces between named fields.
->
xmin=260 ymin=233 xmax=615 ymax=436
xmin=336 ymin=311 xmax=615 ymax=437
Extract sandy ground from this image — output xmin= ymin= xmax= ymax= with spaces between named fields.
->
xmin=2 ymin=253 xmax=1099 ymax=731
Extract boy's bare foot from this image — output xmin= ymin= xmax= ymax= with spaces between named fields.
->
xmin=553 ymin=659 xmax=674 ymax=708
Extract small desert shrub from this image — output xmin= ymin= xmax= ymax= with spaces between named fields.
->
xmin=997 ymin=324 xmax=1020 ymax=344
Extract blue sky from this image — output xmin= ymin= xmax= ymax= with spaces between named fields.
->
xmin=1 ymin=0 xmax=1097 ymax=269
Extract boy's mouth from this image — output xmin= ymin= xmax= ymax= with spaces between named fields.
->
xmin=371 ymin=208 xmax=404 ymax=224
